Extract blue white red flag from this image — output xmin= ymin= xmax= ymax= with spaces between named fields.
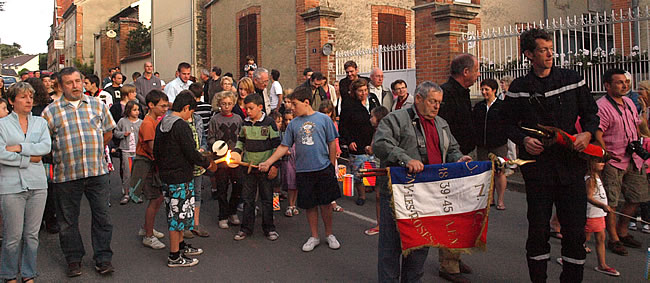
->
xmin=389 ymin=161 xmax=493 ymax=255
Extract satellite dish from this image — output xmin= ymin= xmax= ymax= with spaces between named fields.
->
xmin=106 ymin=30 xmax=117 ymax=38
xmin=212 ymin=140 xmax=228 ymax=156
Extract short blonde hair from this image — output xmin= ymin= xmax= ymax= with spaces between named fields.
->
xmin=220 ymin=76 xmax=233 ymax=87
xmin=212 ymin=90 xmax=237 ymax=111
xmin=121 ymin=84 xmax=136 ymax=100
xmin=639 ymin=80 xmax=650 ymax=92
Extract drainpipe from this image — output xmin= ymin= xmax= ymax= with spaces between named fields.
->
xmin=543 ymin=0 xmax=548 ymax=21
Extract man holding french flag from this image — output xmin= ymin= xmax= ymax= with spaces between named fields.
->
xmin=373 ymin=81 xmax=473 ymax=283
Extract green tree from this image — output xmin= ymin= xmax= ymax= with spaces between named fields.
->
xmin=126 ymin=24 xmax=151 ymax=55
xmin=0 ymin=43 xmax=24 ymax=61
xmin=74 ymin=58 xmax=94 ymax=76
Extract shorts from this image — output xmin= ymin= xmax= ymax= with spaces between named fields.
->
xmin=163 ymin=181 xmax=195 ymax=231
xmin=349 ymin=154 xmax=378 ymax=183
xmin=585 ymin=217 xmax=606 ymax=233
xmin=601 ymin=162 xmax=649 ymax=207
xmin=129 ymin=157 xmax=163 ymax=200
xmin=296 ymin=164 xmax=341 ymax=209
xmin=476 ymin=144 xmax=508 ymax=161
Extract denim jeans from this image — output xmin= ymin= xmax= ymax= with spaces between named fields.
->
xmin=55 ymin=174 xmax=113 ymax=264
xmin=240 ymin=171 xmax=274 ymax=235
xmin=0 ymin=189 xmax=47 ymax=280
xmin=378 ymin=192 xmax=429 ymax=283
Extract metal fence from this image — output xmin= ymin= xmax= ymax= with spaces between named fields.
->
xmin=335 ymin=43 xmax=415 ymax=76
xmin=459 ymin=6 xmax=650 ymax=95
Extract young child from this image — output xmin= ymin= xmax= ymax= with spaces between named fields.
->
xmin=364 ymin=106 xmax=389 ymax=236
xmin=129 ymin=89 xmax=168 ymax=250
xmin=186 ymin=89 xmax=210 ymax=238
xmin=114 ymin=101 xmax=142 ymax=205
xmin=584 ymin=158 xmax=619 ymax=276
xmin=110 ymin=84 xmax=138 ymax=123
xmin=269 ymin=111 xmax=284 ymax=198
xmin=0 ymin=98 xmax=8 ymax=118
xmin=154 ymin=92 xmax=217 ymax=268
xmin=243 ymin=55 xmax=257 ymax=73
xmin=281 ymin=110 xmax=299 ymax=217
xmin=208 ymin=91 xmax=243 ymax=229
xmin=259 ymin=86 xmax=341 ymax=252
xmin=318 ymin=100 xmax=344 ymax=213
xmin=233 ymin=93 xmax=281 ymax=241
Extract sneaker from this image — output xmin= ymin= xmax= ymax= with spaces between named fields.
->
xmin=143 ymin=235 xmax=166 ymax=249
xmin=267 ymin=231 xmax=279 ymax=241
xmin=66 ymin=262 xmax=82 ymax=277
xmin=594 ymin=266 xmax=620 ymax=277
xmin=218 ymin=219 xmax=229 ymax=229
xmin=191 ymin=225 xmax=209 ymax=237
xmin=234 ymin=231 xmax=247 ymax=241
xmin=629 ymin=222 xmax=637 ymax=231
xmin=183 ymin=243 xmax=203 ymax=256
xmin=138 ymin=228 xmax=165 ymax=239
xmin=302 ymin=237 xmax=320 ymax=252
xmin=229 ymin=214 xmax=241 ymax=225
xmin=326 ymin=234 xmax=340 ymax=250
xmin=95 ymin=262 xmax=114 ymax=275
xmin=643 ymin=224 xmax=650 ymax=234
xmin=619 ymin=235 xmax=642 ymax=248
xmin=364 ymin=226 xmax=379 ymax=236
xmin=183 ymin=230 xmax=194 ymax=239
xmin=607 ymin=241 xmax=628 ymax=256
xmin=167 ymin=254 xmax=198 ymax=268
xmin=285 ymin=207 xmax=294 ymax=217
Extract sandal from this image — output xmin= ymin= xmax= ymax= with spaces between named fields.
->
xmin=285 ymin=207 xmax=294 ymax=217
xmin=120 ymin=194 xmax=130 ymax=205
xmin=594 ymin=266 xmax=620 ymax=277
xmin=496 ymin=204 xmax=506 ymax=210
xmin=584 ymin=244 xmax=592 ymax=254
xmin=292 ymin=207 xmax=300 ymax=215
xmin=333 ymin=204 xmax=344 ymax=212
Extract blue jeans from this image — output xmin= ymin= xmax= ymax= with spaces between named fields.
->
xmin=55 ymin=174 xmax=113 ymax=264
xmin=378 ymin=192 xmax=429 ymax=283
xmin=240 ymin=171 xmax=274 ymax=235
xmin=0 ymin=189 xmax=47 ymax=280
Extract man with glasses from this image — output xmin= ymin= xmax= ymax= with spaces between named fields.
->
xmin=501 ymin=28 xmax=599 ymax=282
xmin=390 ymin=79 xmax=413 ymax=111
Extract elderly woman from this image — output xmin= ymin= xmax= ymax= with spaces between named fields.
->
xmin=339 ymin=78 xmax=380 ymax=205
xmin=472 ymin=78 xmax=508 ymax=210
xmin=0 ymin=82 xmax=51 ymax=283
xmin=233 ymin=77 xmax=255 ymax=119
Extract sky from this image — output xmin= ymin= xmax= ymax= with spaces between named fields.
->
xmin=0 ymin=0 xmax=53 ymax=55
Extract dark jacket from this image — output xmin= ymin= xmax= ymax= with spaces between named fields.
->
xmin=154 ymin=115 xmax=212 ymax=184
xmin=471 ymin=98 xmax=508 ymax=148
xmin=299 ymin=80 xmax=327 ymax=110
xmin=502 ymin=67 xmax=599 ymax=185
xmin=439 ymin=77 xmax=475 ymax=155
xmin=339 ymin=93 xmax=380 ymax=155
xmin=339 ymin=76 xmax=370 ymax=102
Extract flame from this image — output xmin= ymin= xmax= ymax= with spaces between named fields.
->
xmin=225 ymin=150 xmax=232 ymax=165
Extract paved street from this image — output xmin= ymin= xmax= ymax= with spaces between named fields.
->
xmin=31 ymin=170 xmax=649 ymax=282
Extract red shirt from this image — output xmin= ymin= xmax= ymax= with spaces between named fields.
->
xmin=394 ymin=94 xmax=409 ymax=110
xmin=418 ymin=112 xmax=442 ymax=164
xmin=136 ymin=115 xmax=160 ymax=160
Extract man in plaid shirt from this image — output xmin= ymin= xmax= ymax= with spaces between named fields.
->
xmin=42 ymin=67 xmax=117 ymax=278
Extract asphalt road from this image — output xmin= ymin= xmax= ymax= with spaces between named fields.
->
xmin=28 ymin=170 xmax=650 ymax=282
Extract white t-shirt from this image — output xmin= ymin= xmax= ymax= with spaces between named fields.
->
xmin=270 ymin=81 xmax=283 ymax=110
xmin=585 ymin=175 xmax=608 ymax=218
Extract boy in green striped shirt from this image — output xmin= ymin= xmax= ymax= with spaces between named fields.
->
xmin=233 ymin=93 xmax=281 ymax=241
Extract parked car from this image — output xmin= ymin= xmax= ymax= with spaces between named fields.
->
xmin=2 ymin=76 xmax=17 ymax=90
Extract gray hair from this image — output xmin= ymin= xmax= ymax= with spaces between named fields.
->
xmin=253 ymin=67 xmax=269 ymax=79
xmin=500 ymin=75 xmax=514 ymax=84
xmin=370 ymin=67 xmax=382 ymax=76
xmin=414 ymin=81 xmax=443 ymax=99
xmin=7 ymin=82 xmax=35 ymax=103
xmin=450 ymin=53 xmax=476 ymax=76
xmin=201 ymin=69 xmax=210 ymax=76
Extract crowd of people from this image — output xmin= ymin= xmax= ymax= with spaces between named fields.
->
xmin=1 ymin=28 xmax=649 ymax=282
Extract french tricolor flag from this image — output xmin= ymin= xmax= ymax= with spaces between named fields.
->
xmin=389 ymin=161 xmax=493 ymax=255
